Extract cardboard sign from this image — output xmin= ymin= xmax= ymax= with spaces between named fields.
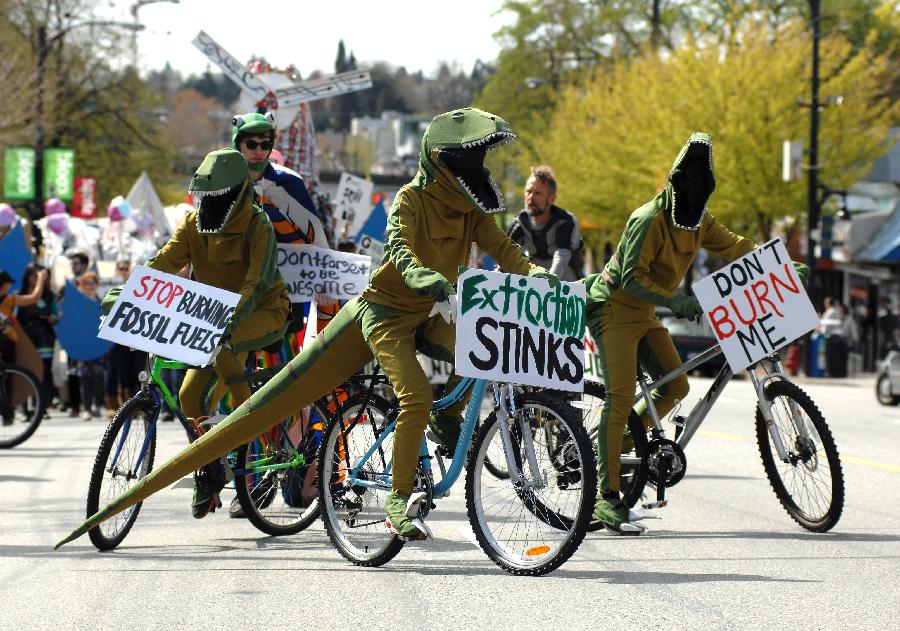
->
xmin=693 ymin=239 xmax=818 ymax=372
xmin=98 ymin=266 xmax=240 ymax=367
xmin=454 ymin=269 xmax=586 ymax=392
xmin=276 ymin=243 xmax=371 ymax=302
xmin=583 ymin=329 xmax=604 ymax=383
xmin=355 ymin=200 xmax=387 ymax=267
xmin=418 ymin=354 xmax=454 ymax=385
xmin=71 ymin=177 xmax=96 ymax=218
xmin=335 ymin=173 xmax=374 ymax=239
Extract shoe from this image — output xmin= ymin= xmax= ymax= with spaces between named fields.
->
xmin=427 ymin=411 xmax=461 ymax=453
xmin=191 ymin=460 xmax=228 ymax=519
xmin=228 ymin=496 xmax=245 ymax=519
xmin=383 ymin=490 xmax=430 ymax=540
xmin=592 ymin=491 xmax=642 ymax=535
xmin=80 ymin=411 xmax=92 ymax=421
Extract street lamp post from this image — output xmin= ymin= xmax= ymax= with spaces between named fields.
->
xmin=32 ymin=19 xmax=144 ymax=217
xmin=806 ymin=0 xmax=821 ymax=308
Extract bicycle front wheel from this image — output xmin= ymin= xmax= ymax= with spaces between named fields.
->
xmin=756 ymin=380 xmax=844 ymax=532
xmin=234 ymin=401 xmax=329 ymax=536
xmin=466 ymin=393 xmax=596 ymax=576
xmin=318 ymin=394 xmax=403 ymax=567
xmin=0 ymin=364 xmax=44 ymax=449
xmin=86 ymin=395 xmax=158 ymax=550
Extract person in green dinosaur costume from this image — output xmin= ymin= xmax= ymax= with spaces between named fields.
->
xmin=101 ymin=148 xmax=290 ymax=518
xmin=58 ymin=108 xmax=557 ymax=548
xmin=583 ymin=132 xmax=809 ymax=533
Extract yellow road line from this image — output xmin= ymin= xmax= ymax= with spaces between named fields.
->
xmin=840 ymin=455 xmax=900 ymax=474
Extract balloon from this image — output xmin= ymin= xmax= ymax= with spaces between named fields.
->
xmin=108 ymin=195 xmax=131 ymax=222
xmin=47 ymin=213 xmax=69 ymax=235
xmin=45 ymin=198 xmax=66 ymax=216
xmin=0 ymin=203 xmax=16 ymax=226
xmin=270 ymin=149 xmax=285 ymax=166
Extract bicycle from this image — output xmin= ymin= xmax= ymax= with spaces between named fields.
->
xmin=0 ymin=362 xmax=45 ymax=449
xmin=317 ymin=376 xmax=597 ymax=576
xmin=85 ymin=353 xmax=332 ymax=550
xmin=575 ymin=344 xmax=844 ymax=533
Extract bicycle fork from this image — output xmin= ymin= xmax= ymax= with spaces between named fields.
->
xmin=749 ymin=358 xmax=800 ymax=464
xmin=493 ymin=383 xmax=546 ymax=491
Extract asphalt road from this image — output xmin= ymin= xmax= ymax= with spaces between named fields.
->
xmin=2 ymin=374 xmax=898 ymax=630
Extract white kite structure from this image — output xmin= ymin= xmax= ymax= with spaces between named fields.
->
xmin=192 ymin=30 xmax=372 ymax=184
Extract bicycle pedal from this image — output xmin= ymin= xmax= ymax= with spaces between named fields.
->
xmin=200 ymin=414 xmax=227 ymax=428
xmin=641 ymin=500 xmax=668 ymax=510
xmin=384 ymin=518 xmax=431 ymax=541
xmin=619 ymin=522 xmax=646 ymax=534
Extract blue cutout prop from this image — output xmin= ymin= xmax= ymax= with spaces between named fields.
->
xmin=481 ymin=256 xmax=496 ymax=271
xmin=355 ymin=200 xmax=387 ymax=244
xmin=55 ymin=280 xmax=113 ymax=361
xmin=0 ymin=221 xmax=32 ymax=291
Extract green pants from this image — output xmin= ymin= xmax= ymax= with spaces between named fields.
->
xmin=587 ymin=300 xmax=689 ymax=492
xmin=180 ymin=302 xmax=288 ymax=419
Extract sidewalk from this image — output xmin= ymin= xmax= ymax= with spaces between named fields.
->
xmin=789 ymin=371 xmax=877 ymax=388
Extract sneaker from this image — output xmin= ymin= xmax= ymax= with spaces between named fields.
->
xmin=80 ymin=411 xmax=92 ymax=421
xmin=427 ymin=412 xmax=461 ymax=453
xmin=592 ymin=491 xmax=642 ymax=535
xmin=228 ymin=496 xmax=246 ymax=519
xmin=191 ymin=460 xmax=228 ymax=519
xmin=383 ymin=490 xmax=429 ymax=540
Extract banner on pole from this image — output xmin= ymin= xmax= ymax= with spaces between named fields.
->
xmin=71 ymin=177 xmax=96 ymax=218
xmin=583 ymin=329 xmax=604 ymax=383
xmin=454 ymin=269 xmax=586 ymax=392
xmin=276 ymin=243 xmax=371 ymax=302
xmin=693 ymin=239 xmax=818 ymax=372
xmin=98 ymin=266 xmax=240 ymax=367
xmin=3 ymin=147 xmax=35 ymax=200
xmin=43 ymin=148 xmax=75 ymax=202
xmin=335 ymin=172 xmax=373 ymax=239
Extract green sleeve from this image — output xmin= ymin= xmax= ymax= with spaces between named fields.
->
xmin=700 ymin=214 xmax=756 ymax=260
xmin=619 ymin=214 xmax=675 ymax=307
xmin=473 ymin=212 xmax=532 ymax=276
xmin=145 ymin=214 xmax=192 ymax=275
xmin=383 ymin=188 xmax=452 ymax=301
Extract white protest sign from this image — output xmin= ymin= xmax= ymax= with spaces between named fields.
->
xmin=335 ymin=173 xmax=374 ymax=239
xmin=693 ymin=239 xmax=818 ymax=372
xmin=276 ymin=243 xmax=371 ymax=302
xmin=583 ymin=329 xmax=604 ymax=383
xmin=454 ymin=269 xmax=586 ymax=392
xmin=356 ymin=233 xmax=384 ymax=268
xmin=98 ymin=265 xmax=240 ymax=367
xmin=417 ymin=354 xmax=454 ymax=385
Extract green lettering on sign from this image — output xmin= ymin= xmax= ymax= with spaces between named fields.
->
xmin=43 ymin=148 xmax=75 ymax=202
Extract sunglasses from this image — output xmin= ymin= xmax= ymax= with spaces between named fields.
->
xmin=117 ymin=267 xmax=129 ymax=272
xmin=242 ymin=139 xmax=273 ymax=151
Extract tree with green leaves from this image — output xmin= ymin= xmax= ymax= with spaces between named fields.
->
xmin=540 ymin=11 xmax=900 ymax=245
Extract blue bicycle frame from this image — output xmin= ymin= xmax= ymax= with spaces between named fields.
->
xmin=349 ymin=377 xmax=488 ymax=497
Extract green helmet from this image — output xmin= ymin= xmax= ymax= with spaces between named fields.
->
xmin=232 ymin=112 xmax=276 ymax=172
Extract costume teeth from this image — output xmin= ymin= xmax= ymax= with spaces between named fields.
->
xmin=456 ymin=175 xmax=504 ymax=213
xmin=460 ymin=131 xmax=517 ymax=151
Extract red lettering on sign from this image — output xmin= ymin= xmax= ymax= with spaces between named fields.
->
xmin=709 ymin=305 xmax=736 ymax=340
xmin=771 ymin=264 xmax=800 ymax=303
xmin=133 ymin=275 xmax=151 ymax=298
xmin=729 ymin=289 xmax=758 ymax=326
xmin=751 ymin=279 xmax=784 ymax=318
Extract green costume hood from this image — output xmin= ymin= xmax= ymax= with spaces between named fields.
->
xmin=189 ymin=148 xmax=254 ymax=234
xmin=412 ymin=107 xmax=515 ymax=214
xmin=666 ymin=132 xmax=715 ymax=231
xmin=232 ymin=112 xmax=276 ymax=173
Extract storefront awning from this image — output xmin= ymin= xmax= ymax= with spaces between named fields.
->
xmin=857 ymin=202 xmax=900 ymax=262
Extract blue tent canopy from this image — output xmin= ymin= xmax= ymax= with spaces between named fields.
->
xmin=858 ymin=202 xmax=900 ymax=262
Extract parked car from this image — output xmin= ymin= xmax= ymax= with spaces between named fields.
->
xmin=660 ymin=313 xmax=727 ymax=377
xmin=876 ymin=346 xmax=900 ymax=406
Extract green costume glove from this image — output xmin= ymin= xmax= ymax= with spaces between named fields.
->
xmin=528 ymin=266 xmax=560 ymax=289
xmin=101 ymin=286 xmax=123 ymax=316
xmin=792 ymin=261 xmax=810 ymax=287
xmin=671 ymin=294 xmax=703 ymax=321
xmin=430 ymin=275 xmax=455 ymax=302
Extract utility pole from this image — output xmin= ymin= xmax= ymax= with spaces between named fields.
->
xmin=806 ymin=0 xmax=821 ymax=308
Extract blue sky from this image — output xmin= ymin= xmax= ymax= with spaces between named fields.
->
xmin=103 ymin=0 xmax=510 ymax=78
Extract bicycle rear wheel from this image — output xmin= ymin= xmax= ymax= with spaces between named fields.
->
xmin=0 ymin=364 xmax=44 ymax=449
xmin=318 ymin=394 xmax=404 ymax=567
xmin=234 ymin=401 xmax=329 ymax=536
xmin=756 ymin=380 xmax=843 ymax=532
xmin=466 ymin=392 xmax=596 ymax=576
xmin=86 ymin=395 xmax=158 ymax=550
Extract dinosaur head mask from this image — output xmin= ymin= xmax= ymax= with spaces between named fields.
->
xmin=189 ymin=148 xmax=252 ymax=234
xmin=415 ymin=107 xmax=516 ymax=213
xmin=668 ymin=132 xmax=716 ymax=231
